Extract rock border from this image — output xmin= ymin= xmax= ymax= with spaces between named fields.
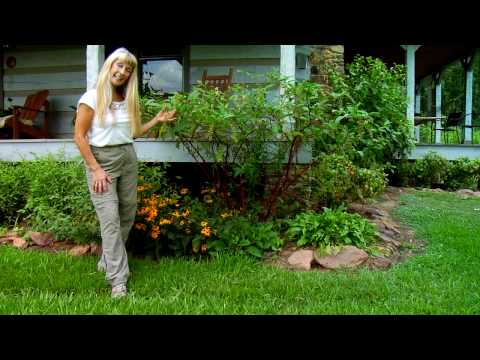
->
xmin=264 ymin=186 xmax=426 ymax=272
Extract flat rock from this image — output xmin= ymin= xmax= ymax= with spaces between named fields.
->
xmin=90 ymin=243 xmax=102 ymax=256
xmin=0 ymin=236 xmax=16 ymax=244
xmin=348 ymin=203 xmax=388 ymax=219
xmin=29 ymin=231 xmax=55 ymax=247
xmin=377 ymin=233 xmax=401 ymax=248
xmin=68 ymin=245 xmax=91 ymax=256
xmin=287 ymin=250 xmax=314 ymax=270
xmin=314 ymin=245 xmax=369 ymax=269
xmin=12 ymin=237 xmax=28 ymax=249
xmin=368 ymin=256 xmax=392 ymax=269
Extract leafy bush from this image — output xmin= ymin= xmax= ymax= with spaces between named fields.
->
xmin=390 ymin=160 xmax=417 ymax=187
xmin=415 ymin=151 xmax=451 ymax=188
xmin=325 ymin=56 xmax=414 ymax=168
xmin=354 ymin=167 xmax=386 ymax=200
xmin=446 ymin=157 xmax=480 ymax=190
xmin=140 ymin=57 xmax=409 ymax=220
xmin=24 ymin=156 xmax=100 ymax=244
xmin=307 ymin=154 xmax=386 ymax=208
xmin=0 ymin=161 xmax=31 ymax=224
xmin=286 ymin=207 xmax=377 ymax=250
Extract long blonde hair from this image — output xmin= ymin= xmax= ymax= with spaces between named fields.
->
xmin=95 ymin=47 xmax=142 ymax=137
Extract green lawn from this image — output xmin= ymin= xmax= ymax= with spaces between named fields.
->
xmin=1 ymin=190 xmax=479 ymax=314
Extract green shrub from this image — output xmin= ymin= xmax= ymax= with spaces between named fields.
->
xmin=415 ymin=151 xmax=451 ymax=187
xmin=446 ymin=157 xmax=480 ymax=190
xmin=308 ymin=154 xmax=355 ymax=207
xmin=24 ymin=156 xmax=100 ymax=244
xmin=0 ymin=161 xmax=31 ymax=224
xmin=326 ymin=55 xmax=414 ymax=168
xmin=308 ymin=154 xmax=386 ymax=208
xmin=354 ymin=167 xmax=386 ymax=200
xmin=391 ymin=160 xmax=417 ymax=187
xmin=286 ymin=207 xmax=376 ymax=250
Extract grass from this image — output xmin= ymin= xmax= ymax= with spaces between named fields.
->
xmin=1 ymin=190 xmax=479 ymax=314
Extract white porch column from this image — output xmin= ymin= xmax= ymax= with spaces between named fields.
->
xmin=280 ymin=45 xmax=296 ymax=95
xmin=434 ymin=73 xmax=442 ymax=144
xmin=86 ymin=45 xmax=105 ymax=90
xmin=402 ymin=45 xmax=420 ymax=138
xmin=415 ymin=89 xmax=421 ymax=142
xmin=464 ymin=56 xmax=474 ymax=144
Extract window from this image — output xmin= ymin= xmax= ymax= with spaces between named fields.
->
xmin=141 ymin=58 xmax=183 ymax=96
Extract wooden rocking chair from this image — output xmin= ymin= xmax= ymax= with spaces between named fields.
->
xmin=201 ymin=68 xmax=234 ymax=92
xmin=4 ymin=90 xmax=50 ymax=139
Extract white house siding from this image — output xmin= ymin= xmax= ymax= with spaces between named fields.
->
xmin=2 ymin=45 xmax=86 ymax=138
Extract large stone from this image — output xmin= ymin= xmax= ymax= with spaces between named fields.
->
xmin=29 ymin=231 xmax=55 ymax=247
xmin=377 ymin=233 xmax=401 ymax=248
xmin=368 ymin=256 xmax=392 ymax=269
xmin=287 ymin=250 xmax=314 ymax=270
xmin=314 ymin=246 xmax=369 ymax=269
xmin=90 ymin=243 xmax=102 ymax=256
xmin=68 ymin=245 xmax=91 ymax=257
xmin=12 ymin=237 xmax=28 ymax=249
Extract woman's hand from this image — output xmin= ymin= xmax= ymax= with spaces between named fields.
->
xmin=154 ymin=109 xmax=176 ymax=124
xmin=92 ymin=167 xmax=112 ymax=193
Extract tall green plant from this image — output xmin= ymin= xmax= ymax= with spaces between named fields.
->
xmin=325 ymin=55 xmax=413 ymax=167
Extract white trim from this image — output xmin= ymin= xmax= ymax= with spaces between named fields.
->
xmin=86 ymin=45 xmax=105 ymax=90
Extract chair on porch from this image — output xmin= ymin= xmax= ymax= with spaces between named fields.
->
xmin=201 ymin=68 xmax=234 ymax=92
xmin=2 ymin=90 xmax=50 ymax=139
xmin=441 ymin=112 xmax=463 ymax=144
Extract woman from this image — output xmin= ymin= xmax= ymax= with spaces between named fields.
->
xmin=74 ymin=48 xmax=175 ymax=298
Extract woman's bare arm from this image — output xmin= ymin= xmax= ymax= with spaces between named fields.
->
xmin=139 ymin=110 xmax=176 ymax=137
xmin=74 ymin=104 xmax=112 ymax=193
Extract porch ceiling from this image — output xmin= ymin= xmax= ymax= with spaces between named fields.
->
xmin=344 ymin=45 xmax=476 ymax=81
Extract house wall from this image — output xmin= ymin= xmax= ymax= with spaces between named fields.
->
xmin=190 ymin=45 xmax=311 ymax=85
xmin=2 ymin=45 xmax=313 ymax=139
xmin=2 ymin=45 xmax=86 ymax=139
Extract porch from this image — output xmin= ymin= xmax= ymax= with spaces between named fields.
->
xmin=2 ymin=45 xmax=480 ymax=162
xmin=1 ymin=138 xmax=479 ymax=162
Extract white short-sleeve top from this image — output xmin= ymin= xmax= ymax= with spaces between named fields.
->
xmin=77 ymin=89 xmax=133 ymax=147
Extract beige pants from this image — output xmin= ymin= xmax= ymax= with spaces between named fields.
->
xmin=86 ymin=143 xmax=138 ymax=288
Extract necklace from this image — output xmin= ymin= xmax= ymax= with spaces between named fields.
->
xmin=110 ymin=102 xmax=125 ymax=110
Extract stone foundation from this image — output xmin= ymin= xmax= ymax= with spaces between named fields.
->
xmin=309 ymin=45 xmax=344 ymax=86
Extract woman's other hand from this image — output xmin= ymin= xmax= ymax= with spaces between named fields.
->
xmin=92 ymin=167 xmax=113 ymax=193
xmin=154 ymin=109 xmax=176 ymax=124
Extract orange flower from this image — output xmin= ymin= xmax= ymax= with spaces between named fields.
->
xmin=201 ymin=226 xmax=212 ymax=238
xmin=134 ymin=223 xmax=146 ymax=231
xmin=200 ymin=221 xmax=208 ymax=227
xmin=182 ymin=209 xmax=190 ymax=217
xmin=172 ymin=210 xmax=181 ymax=218
xmin=159 ymin=218 xmax=172 ymax=226
xmin=145 ymin=208 xmax=158 ymax=223
xmin=150 ymin=225 xmax=160 ymax=239
xmin=180 ymin=188 xmax=189 ymax=195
